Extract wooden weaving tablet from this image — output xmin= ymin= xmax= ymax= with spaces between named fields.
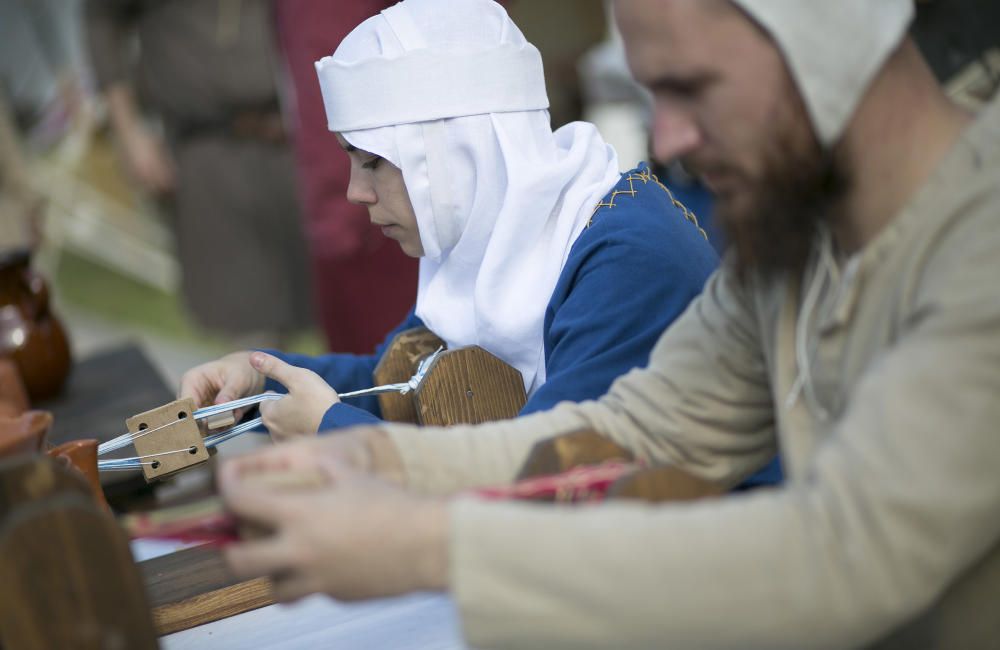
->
xmin=414 ymin=346 xmax=527 ymax=426
xmin=373 ymin=326 xmax=445 ymax=423
xmin=129 ymin=397 xmax=209 ymax=481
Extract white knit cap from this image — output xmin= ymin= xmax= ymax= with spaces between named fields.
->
xmin=731 ymin=0 xmax=914 ymax=146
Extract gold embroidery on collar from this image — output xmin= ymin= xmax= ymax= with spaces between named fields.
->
xmin=588 ymin=168 xmax=707 ymax=240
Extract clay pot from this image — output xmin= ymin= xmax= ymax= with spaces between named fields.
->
xmin=47 ymin=438 xmax=109 ymax=510
xmin=0 ymin=357 xmax=30 ymax=417
xmin=0 ymin=248 xmax=72 ymax=400
xmin=0 ymin=409 xmax=52 ymax=458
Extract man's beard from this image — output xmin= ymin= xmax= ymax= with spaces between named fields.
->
xmin=709 ymin=134 xmax=849 ymax=283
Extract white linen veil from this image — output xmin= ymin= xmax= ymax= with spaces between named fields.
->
xmin=316 ymin=0 xmax=621 ymax=394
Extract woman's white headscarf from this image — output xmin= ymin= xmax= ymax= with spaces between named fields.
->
xmin=731 ymin=0 xmax=914 ymax=147
xmin=315 ymin=0 xmax=621 ymax=394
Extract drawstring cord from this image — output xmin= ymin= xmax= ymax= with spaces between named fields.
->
xmin=784 ymin=230 xmax=835 ymax=421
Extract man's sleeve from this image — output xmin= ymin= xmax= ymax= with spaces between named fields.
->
xmin=447 ymin=221 xmax=1000 ymax=649
xmin=388 ymin=265 xmax=777 ymax=494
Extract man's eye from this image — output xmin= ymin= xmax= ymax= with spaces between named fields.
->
xmin=362 ymin=156 xmax=382 ymax=170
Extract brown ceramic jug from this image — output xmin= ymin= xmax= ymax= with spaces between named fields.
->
xmin=0 ymin=248 xmax=71 ymax=400
xmin=47 ymin=438 xmax=109 ymax=510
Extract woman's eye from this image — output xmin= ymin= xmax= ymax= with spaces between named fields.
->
xmin=362 ymin=156 xmax=382 ymax=170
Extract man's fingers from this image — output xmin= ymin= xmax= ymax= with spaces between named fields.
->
xmin=250 ymin=352 xmax=300 ymax=389
xmin=219 ymin=452 xmax=295 ymax=492
xmin=224 ymin=536 xmax=293 ymax=581
xmin=271 ymin=571 xmax=327 ymax=604
xmin=222 ymin=484 xmax=295 ymax=529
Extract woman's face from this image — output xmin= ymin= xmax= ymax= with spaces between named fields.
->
xmin=336 ymin=133 xmax=424 ymax=257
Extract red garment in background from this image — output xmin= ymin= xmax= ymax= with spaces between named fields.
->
xmin=274 ymin=1 xmax=418 ymax=354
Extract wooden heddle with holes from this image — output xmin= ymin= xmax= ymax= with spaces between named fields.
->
xmin=128 ymin=398 xmax=210 ymax=481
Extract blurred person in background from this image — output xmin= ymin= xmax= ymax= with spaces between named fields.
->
xmin=0 ymin=96 xmax=41 ymax=254
xmin=0 ymin=0 xmax=88 ymax=148
xmin=272 ymin=0 xmax=417 ymax=355
xmin=85 ymin=0 xmax=312 ymax=348
xmin=0 ymin=0 xmax=89 ymax=252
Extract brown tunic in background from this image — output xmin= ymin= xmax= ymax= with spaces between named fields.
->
xmin=85 ymin=0 xmax=311 ymax=336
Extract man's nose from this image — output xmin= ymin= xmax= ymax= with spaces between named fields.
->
xmin=651 ymin=104 xmax=702 ymax=163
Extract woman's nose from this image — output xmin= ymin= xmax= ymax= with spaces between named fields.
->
xmin=346 ymin=168 xmax=376 ymax=206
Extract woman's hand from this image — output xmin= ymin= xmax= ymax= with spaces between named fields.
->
xmin=219 ymin=454 xmax=448 ymax=603
xmin=179 ymin=351 xmax=265 ymax=408
xmin=250 ymin=352 xmax=340 ymax=442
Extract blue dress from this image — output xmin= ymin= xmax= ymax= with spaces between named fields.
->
xmin=264 ymin=163 xmax=782 ymax=486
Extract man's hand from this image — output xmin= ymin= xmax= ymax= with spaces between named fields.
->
xmin=219 ymin=457 xmax=449 ymax=603
xmin=250 ymin=352 xmax=340 ymax=442
xmin=220 ymin=425 xmax=408 ymax=486
xmin=179 ymin=351 xmax=265 ymax=408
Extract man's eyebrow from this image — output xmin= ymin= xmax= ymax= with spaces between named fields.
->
xmin=646 ymin=71 xmax=718 ymax=93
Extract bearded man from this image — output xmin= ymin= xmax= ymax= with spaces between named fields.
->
xmin=217 ymin=1 xmax=1000 ymax=648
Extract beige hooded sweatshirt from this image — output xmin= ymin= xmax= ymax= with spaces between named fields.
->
xmin=385 ymin=94 xmax=1000 ymax=649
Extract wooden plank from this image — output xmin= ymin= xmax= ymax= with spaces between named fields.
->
xmin=414 ymin=346 xmax=526 ymax=426
xmin=151 ymin=576 xmax=273 ymax=636
xmin=140 ymin=543 xmax=275 ymax=636
xmin=372 ymin=327 xmax=445 ymax=423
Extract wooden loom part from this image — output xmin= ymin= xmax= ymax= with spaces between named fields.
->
xmin=516 ymin=429 xmax=726 ymax=503
xmin=0 ymin=455 xmax=158 ymax=649
xmin=414 ymin=346 xmax=527 ymax=426
xmin=373 ymin=327 xmax=446 ymax=423
xmin=128 ymin=397 xmax=209 ymax=481
xmin=372 ymin=326 xmax=529 ymax=427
